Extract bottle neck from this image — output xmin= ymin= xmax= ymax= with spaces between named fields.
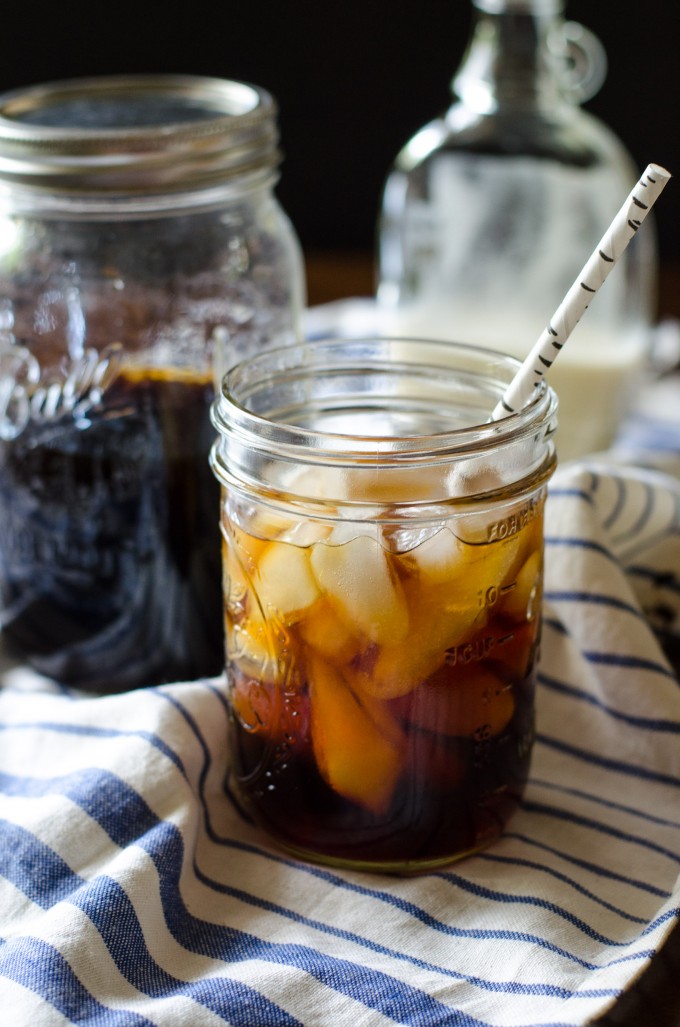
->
xmin=454 ymin=0 xmax=569 ymax=114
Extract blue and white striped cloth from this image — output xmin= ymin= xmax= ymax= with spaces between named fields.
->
xmin=1 ymin=369 xmax=679 ymax=1026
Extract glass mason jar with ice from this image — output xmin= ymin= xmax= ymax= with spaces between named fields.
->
xmin=210 ymin=337 xmax=557 ymax=872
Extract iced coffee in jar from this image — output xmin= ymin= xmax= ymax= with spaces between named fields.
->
xmin=210 ymin=338 xmax=557 ymax=872
xmin=0 ymin=75 xmax=304 ymax=691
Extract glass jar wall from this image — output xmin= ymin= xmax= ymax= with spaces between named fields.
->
xmin=0 ymin=74 xmax=305 ymax=691
xmin=210 ymin=337 xmax=557 ymax=871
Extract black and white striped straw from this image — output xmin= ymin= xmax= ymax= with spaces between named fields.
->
xmin=491 ymin=163 xmax=672 ymax=421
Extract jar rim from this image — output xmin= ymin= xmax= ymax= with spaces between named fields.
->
xmin=0 ymin=74 xmax=281 ymax=194
xmin=211 ymin=337 xmax=558 ymax=467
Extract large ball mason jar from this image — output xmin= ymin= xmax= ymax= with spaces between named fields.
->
xmin=0 ymin=74 xmax=304 ymax=691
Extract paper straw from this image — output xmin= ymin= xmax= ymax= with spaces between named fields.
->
xmin=491 ymin=163 xmax=671 ymax=420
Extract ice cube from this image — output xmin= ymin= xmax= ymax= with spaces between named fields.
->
xmin=257 ymin=541 xmax=321 ymax=623
xmin=309 ymin=656 xmax=404 ymax=814
xmin=448 ymin=461 xmax=505 ymax=498
xmin=227 ymin=615 xmax=273 ymax=680
xmin=296 ymin=597 xmax=359 ymax=664
xmin=403 ymin=526 xmax=466 ymax=585
xmin=281 ymin=463 xmax=348 ymax=503
xmin=310 ymin=534 xmax=409 ymax=646
xmin=276 ymin=518 xmax=332 ymax=548
xmin=343 ymin=464 xmax=449 ymax=504
xmin=499 ymin=549 xmax=542 ymax=621
xmin=407 ymin=525 xmax=523 ymax=607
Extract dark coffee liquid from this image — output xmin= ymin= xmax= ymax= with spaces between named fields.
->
xmin=0 ymin=367 xmax=223 ymax=691
xmin=228 ymin=657 xmax=535 ymax=869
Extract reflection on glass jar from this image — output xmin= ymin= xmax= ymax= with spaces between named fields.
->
xmin=0 ymin=75 xmax=304 ymax=691
xmin=210 ymin=338 xmax=557 ymax=872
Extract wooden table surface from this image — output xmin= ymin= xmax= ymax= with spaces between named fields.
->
xmin=306 ymin=249 xmax=680 ymax=1026
xmin=305 ymin=251 xmax=680 ymax=322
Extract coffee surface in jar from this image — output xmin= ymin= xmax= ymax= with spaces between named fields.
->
xmin=0 ymin=75 xmax=304 ymax=691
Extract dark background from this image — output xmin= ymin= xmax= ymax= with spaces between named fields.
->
xmin=1 ymin=2 xmax=677 ymax=266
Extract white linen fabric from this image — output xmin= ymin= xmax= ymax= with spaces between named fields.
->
xmin=1 ymin=359 xmax=679 ymax=1026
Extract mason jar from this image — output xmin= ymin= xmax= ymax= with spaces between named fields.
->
xmin=210 ymin=337 xmax=557 ymax=872
xmin=0 ymin=74 xmax=305 ymax=692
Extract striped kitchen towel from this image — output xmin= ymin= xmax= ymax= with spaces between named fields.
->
xmin=1 ymin=393 xmax=680 ymax=1026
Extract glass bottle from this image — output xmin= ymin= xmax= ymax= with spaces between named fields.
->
xmin=376 ymin=0 xmax=658 ymax=461
xmin=0 ymin=74 xmax=304 ymax=691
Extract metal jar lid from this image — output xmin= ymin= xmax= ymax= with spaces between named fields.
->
xmin=0 ymin=74 xmax=281 ymax=194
